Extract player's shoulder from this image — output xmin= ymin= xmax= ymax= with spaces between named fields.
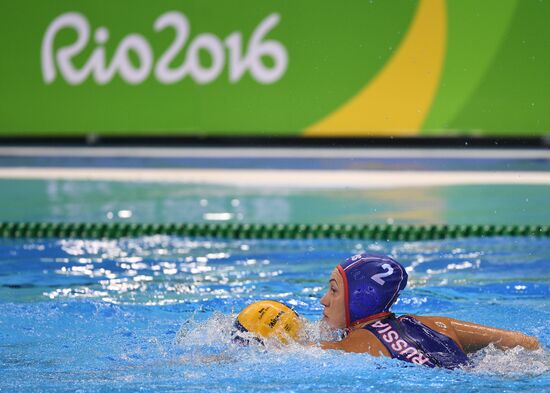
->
xmin=404 ymin=314 xmax=462 ymax=346
xmin=411 ymin=314 xmax=457 ymax=329
xmin=340 ymin=327 xmax=390 ymax=356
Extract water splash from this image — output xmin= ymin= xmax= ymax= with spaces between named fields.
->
xmin=174 ymin=313 xmax=550 ymax=381
xmin=467 ymin=344 xmax=550 ymax=377
xmin=176 ymin=312 xmax=236 ymax=349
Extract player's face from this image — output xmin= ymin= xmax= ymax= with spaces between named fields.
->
xmin=320 ymin=268 xmax=347 ymax=329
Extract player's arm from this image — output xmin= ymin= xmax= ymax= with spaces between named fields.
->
xmin=448 ymin=318 xmax=539 ymax=352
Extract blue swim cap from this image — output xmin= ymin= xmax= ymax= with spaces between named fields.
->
xmin=337 ymin=253 xmax=408 ymax=327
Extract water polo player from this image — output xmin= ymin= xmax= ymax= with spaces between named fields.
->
xmin=318 ymin=253 xmax=540 ymax=368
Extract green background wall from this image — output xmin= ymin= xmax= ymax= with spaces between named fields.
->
xmin=0 ymin=0 xmax=548 ymax=136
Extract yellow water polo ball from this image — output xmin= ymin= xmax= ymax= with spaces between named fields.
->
xmin=234 ymin=300 xmax=302 ymax=344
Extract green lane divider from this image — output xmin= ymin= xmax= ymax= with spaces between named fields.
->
xmin=0 ymin=222 xmax=549 ymax=241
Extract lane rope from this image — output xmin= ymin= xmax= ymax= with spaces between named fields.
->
xmin=0 ymin=222 xmax=548 ymax=240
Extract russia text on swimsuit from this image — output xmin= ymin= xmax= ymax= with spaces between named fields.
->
xmin=370 ymin=320 xmax=432 ymax=366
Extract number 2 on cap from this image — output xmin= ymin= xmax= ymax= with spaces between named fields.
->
xmin=371 ymin=264 xmax=394 ymax=285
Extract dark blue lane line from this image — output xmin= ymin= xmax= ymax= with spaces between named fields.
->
xmin=0 ymin=156 xmax=549 ymax=171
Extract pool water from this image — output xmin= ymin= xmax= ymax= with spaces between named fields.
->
xmin=1 ymin=179 xmax=549 ymax=225
xmin=1 ymin=235 xmax=549 ymax=392
xmin=1 ymin=149 xmax=549 ymax=391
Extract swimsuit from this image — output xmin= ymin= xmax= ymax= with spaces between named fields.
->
xmin=364 ymin=314 xmax=469 ymax=369
xmin=337 ymin=254 xmax=468 ymax=368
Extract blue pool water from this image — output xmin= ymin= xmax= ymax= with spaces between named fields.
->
xmin=1 ymin=148 xmax=549 ymax=391
xmin=1 ymin=235 xmax=549 ymax=392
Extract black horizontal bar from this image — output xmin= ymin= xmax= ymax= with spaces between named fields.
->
xmin=0 ymin=135 xmax=548 ymax=148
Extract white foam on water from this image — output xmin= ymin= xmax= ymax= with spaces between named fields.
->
xmin=176 ymin=312 xmax=237 ymax=348
xmin=174 ymin=313 xmax=550 ymax=380
xmin=173 ymin=313 xmax=340 ymax=363
xmin=466 ymin=344 xmax=550 ymax=377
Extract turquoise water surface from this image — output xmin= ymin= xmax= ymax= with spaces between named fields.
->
xmin=0 ymin=179 xmax=549 ymax=225
xmin=1 ymin=236 xmax=549 ymax=392
xmin=1 ymin=151 xmax=549 ymax=391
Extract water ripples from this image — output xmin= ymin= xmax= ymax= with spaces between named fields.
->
xmin=1 ymin=236 xmax=549 ymax=307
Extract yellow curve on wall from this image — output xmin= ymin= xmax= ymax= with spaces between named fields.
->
xmin=305 ymin=0 xmax=447 ymax=136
